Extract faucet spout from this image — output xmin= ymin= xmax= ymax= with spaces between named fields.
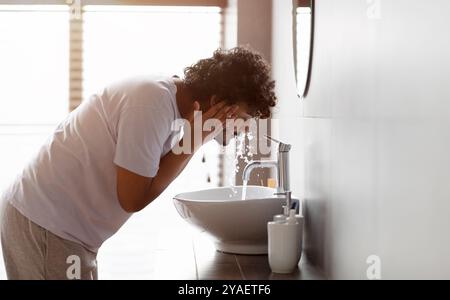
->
xmin=242 ymin=160 xmax=278 ymax=183
xmin=241 ymin=136 xmax=292 ymax=216
xmin=242 ymin=135 xmax=292 ymax=194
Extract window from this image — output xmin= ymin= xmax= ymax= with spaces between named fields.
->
xmin=0 ymin=5 xmax=69 ymax=124
xmin=0 ymin=1 xmax=227 ymax=279
xmin=0 ymin=5 xmax=69 ymax=192
xmin=82 ymin=5 xmax=222 ymax=100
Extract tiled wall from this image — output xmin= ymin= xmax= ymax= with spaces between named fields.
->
xmin=272 ymin=0 xmax=450 ymax=279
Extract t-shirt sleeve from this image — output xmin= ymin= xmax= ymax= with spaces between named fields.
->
xmin=114 ymin=105 xmax=171 ymax=178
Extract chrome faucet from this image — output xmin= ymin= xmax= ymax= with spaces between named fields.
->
xmin=242 ymin=135 xmax=292 ymax=215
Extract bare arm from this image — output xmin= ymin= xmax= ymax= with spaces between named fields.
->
xmin=116 ymin=149 xmax=193 ymax=213
xmin=116 ymin=100 xmax=238 ymax=213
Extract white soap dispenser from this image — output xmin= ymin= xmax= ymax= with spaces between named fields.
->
xmin=268 ymin=209 xmax=303 ymax=274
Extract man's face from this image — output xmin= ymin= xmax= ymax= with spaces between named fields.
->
xmin=213 ymin=102 xmax=254 ymax=146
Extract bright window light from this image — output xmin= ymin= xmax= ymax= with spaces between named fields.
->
xmin=82 ymin=5 xmax=222 ymax=99
xmin=0 ymin=5 xmax=69 ymax=124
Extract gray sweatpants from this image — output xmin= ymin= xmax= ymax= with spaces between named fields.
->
xmin=1 ymin=202 xmax=98 ymax=280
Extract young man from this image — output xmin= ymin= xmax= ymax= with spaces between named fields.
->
xmin=0 ymin=47 xmax=277 ymax=279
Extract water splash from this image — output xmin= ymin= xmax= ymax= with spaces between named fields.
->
xmin=234 ymin=131 xmax=255 ymax=171
xmin=222 ymin=131 xmax=256 ymax=198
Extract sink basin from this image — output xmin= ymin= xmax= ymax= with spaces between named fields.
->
xmin=173 ymin=186 xmax=296 ymax=255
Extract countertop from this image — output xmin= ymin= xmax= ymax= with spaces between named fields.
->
xmin=98 ymin=197 xmax=325 ymax=280
xmin=189 ymin=232 xmax=325 ymax=280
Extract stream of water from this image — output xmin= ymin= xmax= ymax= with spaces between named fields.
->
xmin=241 ymin=180 xmax=248 ymax=200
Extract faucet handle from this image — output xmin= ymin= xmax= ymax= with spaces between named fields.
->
xmin=274 ymin=191 xmax=291 ymax=196
xmin=264 ymin=135 xmax=283 ymax=144
xmin=264 ymin=135 xmax=292 ymax=152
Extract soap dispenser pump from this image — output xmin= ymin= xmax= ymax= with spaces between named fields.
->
xmin=268 ymin=209 xmax=303 ymax=274
xmin=288 ymin=209 xmax=298 ymax=225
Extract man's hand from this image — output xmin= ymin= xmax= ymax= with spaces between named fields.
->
xmin=186 ymin=97 xmax=239 ymax=152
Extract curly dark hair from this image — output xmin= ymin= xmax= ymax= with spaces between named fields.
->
xmin=183 ymin=47 xmax=277 ymax=119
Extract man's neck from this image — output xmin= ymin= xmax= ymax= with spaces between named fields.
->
xmin=173 ymin=78 xmax=195 ymax=120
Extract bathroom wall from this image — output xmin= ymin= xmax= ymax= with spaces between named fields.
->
xmin=272 ymin=0 xmax=450 ymax=279
xmin=236 ymin=0 xmax=272 ymax=60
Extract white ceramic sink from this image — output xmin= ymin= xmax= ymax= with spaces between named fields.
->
xmin=173 ymin=186 xmax=297 ymax=255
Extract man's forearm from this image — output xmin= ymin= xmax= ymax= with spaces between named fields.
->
xmin=115 ymin=148 xmax=195 ymax=213
xmin=144 ymin=148 xmax=195 ymax=205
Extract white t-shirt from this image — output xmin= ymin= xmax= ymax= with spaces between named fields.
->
xmin=2 ymin=76 xmax=182 ymax=251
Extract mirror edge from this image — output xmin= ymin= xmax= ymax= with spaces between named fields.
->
xmin=292 ymin=0 xmax=315 ymax=100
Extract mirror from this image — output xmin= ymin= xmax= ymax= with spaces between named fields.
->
xmin=293 ymin=0 xmax=314 ymax=99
